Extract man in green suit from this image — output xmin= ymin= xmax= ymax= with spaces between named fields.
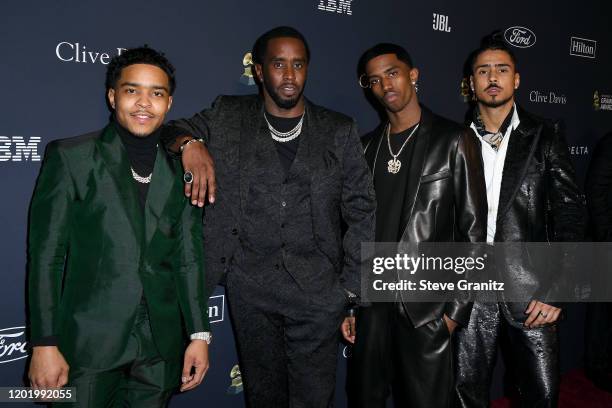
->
xmin=27 ymin=46 xmax=210 ymax=407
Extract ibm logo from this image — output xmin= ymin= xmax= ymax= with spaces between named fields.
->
xmin=317 ymin=0 xmax=353 ymax=15
xmin=208 ymin=295 xmax=225 ymax=324
xmin=433 ymin=13 xmax=451 ymax=32
xmin=0 ymin=136 xmax=41 ymax=162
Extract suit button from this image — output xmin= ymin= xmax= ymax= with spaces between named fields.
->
xmin=274 ymin=263 xmax=280 ymax=270
xmin=281 ymin=201 xmax=287 ymax=207
xmin=281 ymin=243 xmax=285 ymax=248
xmin=220 ymin=257 xmax=226 ymax=264
xmin=281 ymin=223 xmax=285 ymax=228
xmin=231 ymin=228 xmax=238 ymax=235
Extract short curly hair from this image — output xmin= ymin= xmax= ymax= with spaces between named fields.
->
xmin=105 ymin=46 xmax=176 ymax=95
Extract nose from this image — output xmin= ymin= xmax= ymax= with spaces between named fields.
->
xmin=283 ymin=65 xmax=295 ymax=81
xmin=136 ymin=94 xmax=152 ymax=109
xmin=381 ymin=76 xmax=393 ymax=91
xmin=488 ymin=70 xmax=498 ymax=83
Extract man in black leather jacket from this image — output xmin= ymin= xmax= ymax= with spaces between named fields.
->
xmin=454 ymin=33 xmax=586 ymax=408
xmin=342 ymin=43 xmax=487 ymax=408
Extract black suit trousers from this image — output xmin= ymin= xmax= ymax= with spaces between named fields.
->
xmin=226 ymin=266 xmax=346 ymax=408
xmin=454 ymin=302 xmax=559 ymax=408
xmin=347 ymin=302 xmax=454 ymax=408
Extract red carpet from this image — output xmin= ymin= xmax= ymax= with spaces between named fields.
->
xmin=491 ymin=369 xmax=612 ymax=407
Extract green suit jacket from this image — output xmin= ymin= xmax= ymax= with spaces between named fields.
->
xmin=28 ymin=124 xmax=209 ymax=369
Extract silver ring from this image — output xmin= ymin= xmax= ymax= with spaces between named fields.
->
xmin=183 ymin=171 xmax=194 ymax=184
xmin=540 ymin=311 xmax=548 ymax=318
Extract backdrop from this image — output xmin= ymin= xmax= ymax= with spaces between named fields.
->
xmin=1 ymin=1 xmax=610 ymax=406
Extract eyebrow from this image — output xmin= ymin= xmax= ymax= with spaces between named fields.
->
xmin=120 ymin=81 xmax=169 ymax=92
xmin=368 ymin=65 xmax=400 ymax=78
xmin=475 ymin=63 xmax=512 ymax=69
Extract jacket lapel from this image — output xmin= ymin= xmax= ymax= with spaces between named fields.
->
xmin=95 ymin=124 xmax=144 ymax=241
xmin=496 ymin=110 xmax=542 ymax=226
xmin=144 ymin=149 xmax=177 ymax=245
xmin=398 ymin=107 xmax=432 ymax=241
xmin=239 ymin=97 xmax=265 ymax=214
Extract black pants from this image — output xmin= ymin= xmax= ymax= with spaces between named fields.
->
xmin=585 ymin=302 xmax=612 ymax=376
xmin=347 ymin=302 xmax=454 ymax=408
xmin=226 ymin=267 xmax=346 ymax=408
xmin=455 ymin=302 xmax=559 ymax=408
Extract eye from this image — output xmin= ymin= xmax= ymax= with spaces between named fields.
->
xmin=388 ymin=70 xmax=398 ymax=77
xmin=153 ymin=91 xmax=165 ymax=97
xmin=369 ymin=78 xmax=380 ymax=86
xmin=294 ymin=62 xmax=303 ymax=69
xmin=478 ymin=69 xmax=487 ymax=75
xmin=273 ymin=62 xmax=284 ymax=69
xmin=499 ymin=67 xmax=509 ymax=73
xmin=125 ymin=88 xmax=136 ymax=94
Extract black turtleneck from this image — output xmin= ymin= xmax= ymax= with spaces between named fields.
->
xmin=114 ymin=119 xmax=161 ymax=210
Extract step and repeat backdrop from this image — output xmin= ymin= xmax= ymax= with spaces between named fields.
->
xmin=1 ymin=1 xmax=610 ymax=406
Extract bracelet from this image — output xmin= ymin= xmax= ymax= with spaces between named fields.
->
xmin=179 ymin=138 xmax=205 ymax=153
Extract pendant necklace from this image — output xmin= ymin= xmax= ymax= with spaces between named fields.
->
xmin=386 ymin=123 xmax=420 ymax=174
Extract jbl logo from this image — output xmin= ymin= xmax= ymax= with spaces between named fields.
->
xmin=433 ymin=13 xmax=451 ymax=32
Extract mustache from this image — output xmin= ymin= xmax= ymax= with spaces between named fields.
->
xmin=485 ymin=84 xmax=502 ymax=91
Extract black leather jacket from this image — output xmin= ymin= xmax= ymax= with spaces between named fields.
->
xmin=363 ymin=106 xmax=488 ymax=327
xmin=484 ymin=106 xmax=586 ymax=321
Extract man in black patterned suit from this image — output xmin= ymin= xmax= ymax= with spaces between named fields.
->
xmin=162 ymin=26 xmax=376 ymax=407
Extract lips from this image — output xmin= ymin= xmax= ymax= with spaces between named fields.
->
xmin=280 ymin=83 xmax=298 ymax=96
xmin=486 ymin=86 xmax=502 ymax=95
xmin=383 ymin=92 xmax=399 ymax=103
xmin=130 ymin=111 xmax=155 ymax=125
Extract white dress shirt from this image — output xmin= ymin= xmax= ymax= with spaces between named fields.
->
xmin=470 ymin=105 xmax=520 ymax=243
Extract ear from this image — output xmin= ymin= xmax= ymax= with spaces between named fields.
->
xmin=409 ymin=67 xmax=419 ymax=83
xmin=469 ymin=75 xmax=475 ymax=91
xmin=254 ymin=64 xmax=264 ymax=83
xmin=167 ymin=95 xmax=173 ymax=112
xmin=514 ymin=72 xmax=520 ymax=90
xmin=108 ymin=88 xmax=116 ymax=109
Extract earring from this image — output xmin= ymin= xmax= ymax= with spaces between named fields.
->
xmin=412 ymin=81 xmax=419 ymax=93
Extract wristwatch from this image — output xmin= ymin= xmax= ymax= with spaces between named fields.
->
xmin=179 ymin=138 xmax=205 ymax=153
xmin=190 ymin=331 xmax=212 ymax=344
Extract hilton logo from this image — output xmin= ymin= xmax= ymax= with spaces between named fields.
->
xmin=208 ymin=295 xmax=225 ymax=323
xmin=570 ymin=37 xmax=596 ymax=59
xmin=504 ymin=26 xmax=536 ymax=48
xmin=529 ymin=90 xmax=567 ymax=105
xmin=317 ymin=0 xmax=353 ymax=15
xmin=433 ymin=13 xmax=451 ymax=32
xmin=0 ymin=326 xmax=28 ymax=364
xmin=0 ymin=136 xmax=41 ymax=162
xmin=56 ymin=42 xmax=126 ymax=65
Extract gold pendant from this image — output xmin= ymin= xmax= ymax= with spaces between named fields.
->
xmin=388 ymin=158 xmax=401 ymax=174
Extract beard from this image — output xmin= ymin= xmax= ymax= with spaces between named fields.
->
xmin=477 ymin=93 xmax=513 ymax=108
xmin=264 ymin=80 xmax=305 ymax=110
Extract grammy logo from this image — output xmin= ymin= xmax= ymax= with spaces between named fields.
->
xmin=240 ymin=52 xmax=255 ymax=86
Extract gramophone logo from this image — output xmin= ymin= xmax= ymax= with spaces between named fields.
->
xmin=240 ymin=52 xmax=255 ymax=86
xmin=226 ymin=364 xmax=243 ymax=395
xmin=460 ymin=78 xmax=472 ymax=103
xmin=593 ymin=90 xmax=612 ymax=111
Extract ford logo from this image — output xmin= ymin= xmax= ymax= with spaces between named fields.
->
xmin=504 ymin=26 xmax=536 ymax=48
xmin=0 ymin=326 xmax=28 ymax=364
